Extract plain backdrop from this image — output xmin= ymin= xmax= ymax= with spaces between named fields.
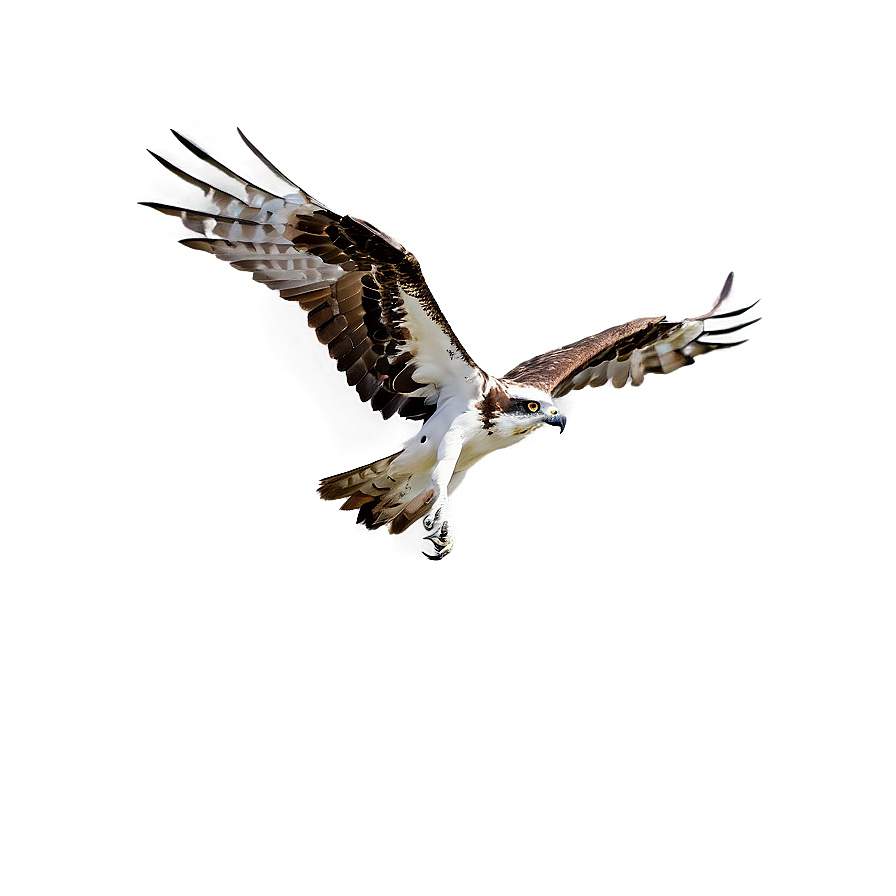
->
xmin=2 ymin=1 xmax=894 ymax=894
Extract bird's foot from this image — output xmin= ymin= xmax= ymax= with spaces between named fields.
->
xmin=423 ymin=520 xmax=457 ymax=560
xmin=423 ymin=495 xmax=456 ymax=560
xmin=422 ymin=500 xmax=445 ymax=533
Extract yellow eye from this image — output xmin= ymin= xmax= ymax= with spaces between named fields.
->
xmin=527 ymin=401 xmax=540 ymax=412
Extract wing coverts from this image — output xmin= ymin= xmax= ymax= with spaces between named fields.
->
xmin=142 ymin=130 xmax=482 ymax=421
xmin=505 ymin=273 xmax=759 ymax=394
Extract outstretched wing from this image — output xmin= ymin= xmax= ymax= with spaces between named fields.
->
xmin=504 ymin=273 xmax=759 ymax=396
xmin=142 ymin=129 xmax=482 ymax=421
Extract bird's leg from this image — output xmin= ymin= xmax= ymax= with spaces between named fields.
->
xmin=422 ymin=424 xmax=464 ymax=560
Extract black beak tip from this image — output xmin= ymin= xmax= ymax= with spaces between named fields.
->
xmin=548 ymin=413 xmax=567 ymax=433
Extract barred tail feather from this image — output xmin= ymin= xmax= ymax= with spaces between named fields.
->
xmin=318 ymin=453 xmax=402 ymax=501
xmin=318 ymin=453 xmax=434 ymax=534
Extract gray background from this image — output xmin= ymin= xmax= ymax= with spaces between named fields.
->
xmin=2 ymin=1 xmax=893 ymax=893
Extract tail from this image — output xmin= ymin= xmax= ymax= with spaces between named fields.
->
xmin=318 ymin=453 xmax=434 ymax=535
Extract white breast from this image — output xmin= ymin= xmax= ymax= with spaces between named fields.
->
xmin=456 ymin=417 xmax=535 ymax=471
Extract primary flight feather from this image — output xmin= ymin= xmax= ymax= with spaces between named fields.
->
xmin=142 ymin=129 xmax=759 ymax=559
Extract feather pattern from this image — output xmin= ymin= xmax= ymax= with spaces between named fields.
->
xmin=142 ymin=131 xmax=482 ymax=421
xmin=504 ymin=273 xmax=759 ymax=396
xmin=318 ymin=454 xmax=436 ymax=534
xmin=143 ymin=130 xmax=758 ymax=560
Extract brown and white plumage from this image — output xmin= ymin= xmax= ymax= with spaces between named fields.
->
xmin=143 ymin=130 xmax=758 ymax=559
xmin=143 ymin=129 xmax=481 ymax=423
xmin=504 ymin=273 xmax=759 ymax=394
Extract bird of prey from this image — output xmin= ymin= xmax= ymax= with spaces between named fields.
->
xmin=142 ymin=130 xmax=759 ymax=559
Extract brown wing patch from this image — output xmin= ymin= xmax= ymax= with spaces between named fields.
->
xmin=504 ymin=274 xmax=758 ymax=397
xmin=505 ymin=317 xmax=669 ymax=395
xmin=144 ymin=132 xmax=481 ymax=423
xmin=331 ymin=216 xmax=478 ymax=367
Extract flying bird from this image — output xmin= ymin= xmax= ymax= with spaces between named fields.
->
xmin=142 ymin=130 xmax=759 ymax=559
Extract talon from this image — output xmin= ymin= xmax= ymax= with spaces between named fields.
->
xmin=422 ymin=538 xmax=453 ymax=559
xmin=422 ymin=530 xmax=453 ymax=558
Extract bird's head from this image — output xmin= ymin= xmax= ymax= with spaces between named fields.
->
xmin=488 ymin=383 xmax=566 ymax=438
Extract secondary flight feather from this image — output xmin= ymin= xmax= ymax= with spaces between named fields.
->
xmin=142 ymin=129 xmax=759 ymax=559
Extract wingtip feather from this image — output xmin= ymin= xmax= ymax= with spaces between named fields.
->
xmin=237 ymin=126 xmax=316 ymax=203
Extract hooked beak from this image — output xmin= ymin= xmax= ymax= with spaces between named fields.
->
xmin=545 ymin=411 xmax=567 ymax=433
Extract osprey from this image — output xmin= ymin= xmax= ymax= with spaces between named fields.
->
xmin=143 ymin=130 xmax=759 ymax=559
